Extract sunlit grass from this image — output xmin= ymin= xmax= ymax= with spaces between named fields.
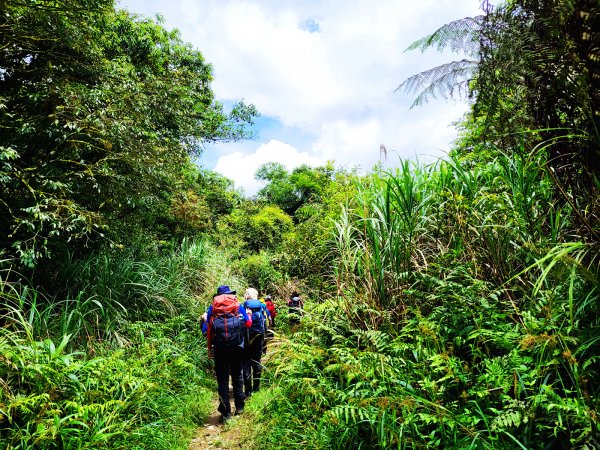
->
xmin=0 ymin=239 xmax=217 ymax=450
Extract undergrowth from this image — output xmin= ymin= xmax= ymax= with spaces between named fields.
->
xmin=0 ymin=239 xmax=217 ymax=450
xmin=247 ymin=153 xmax=600 ymax=449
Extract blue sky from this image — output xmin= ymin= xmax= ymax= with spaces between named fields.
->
xmin=118 ymin=0 xmax=483 ymax=195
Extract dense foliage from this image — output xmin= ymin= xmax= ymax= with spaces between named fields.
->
xmin=0 ymin=1 xmax=255 ymax=448
xmin=255 ymin=162 xmax=336 ymax=217
xmin=1 ymin=0 xmax=599 ymax=449
xmin=246 ymin=1 xmax=600 ymax=448
xmin=0 ymin=241 xmax=215 ymax=449
xmin=252 ymin=153 xmax=599 ymax=449
xmin=0 ymin=0 xmax=256 ymax=269
xmin=400 ymin=0 xmax=599 ymax=242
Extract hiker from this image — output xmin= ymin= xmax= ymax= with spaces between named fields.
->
xmin=287 ymin=291 xmax=304 ymax=324
xmin=243 ymin=287 xmax=269 ymax=397
xmin=206 ymin=285 xmax=252 ymax=422
xmin=265 ymin=295 xmax=277 ymax=328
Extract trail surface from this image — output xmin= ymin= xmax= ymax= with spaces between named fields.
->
xmin=189 ymin=334 xmax=281 ymax=450
xmin=188 ymin=396 xmax=245 ymax=450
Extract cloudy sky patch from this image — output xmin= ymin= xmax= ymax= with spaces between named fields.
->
xmin=119 ymin=0 xmax=482 ymax=195
xmin=215 ymin=139 xmax=324 ymax=194
xmin=300 ymin=18 xmax=320 ymax=33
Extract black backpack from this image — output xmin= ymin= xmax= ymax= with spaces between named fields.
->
xmin=289 ymin=296 xmax=301 ymax=314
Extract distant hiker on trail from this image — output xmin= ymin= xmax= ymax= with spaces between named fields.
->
xmin=243 ymin=287 xmax=269 ymax=397
xmin=287 ymin=291 xmax=304 ymax=324
xmin=205 ymin=285 xmax=252 ymax=422
xmin=265 ymin=295 xmax=277 ymax=328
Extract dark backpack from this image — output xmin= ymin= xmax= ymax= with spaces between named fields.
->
xmin=245 ymin=299 xmax=267 ymax=334
xmin=289 ymin=296 xmax=301 ymax=313
xmin=211 ymin=294 xmax=244 ymax=349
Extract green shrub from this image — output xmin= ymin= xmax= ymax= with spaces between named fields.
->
xmin=0 ymin=307 xmax=212 ymax=450
xmin=236 ymin=252 xmax=283 ymax=294
xmin=250 ymin=153 xmax=599 ymax=449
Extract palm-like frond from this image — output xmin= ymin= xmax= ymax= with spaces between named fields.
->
xmin=397 ymin=59 xmax=476 ymax=107
xmin=397 ymin=15 xmax=483 ymax=107
xmin=406 ymin=16 xmax=483 ymax=56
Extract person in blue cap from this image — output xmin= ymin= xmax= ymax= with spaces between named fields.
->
xmin=205 ymin=285 xmax=252 ymax=422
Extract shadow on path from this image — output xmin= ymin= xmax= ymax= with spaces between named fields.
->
xmin=189 ymin=335 xmax=284 ymax=450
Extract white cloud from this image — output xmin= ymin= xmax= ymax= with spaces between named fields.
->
xmin=118 ymin=0 xmax=483 ymax=193
xmin=214 ymin=139 xmax=324 ymax=195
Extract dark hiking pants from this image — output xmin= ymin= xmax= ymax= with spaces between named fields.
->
xmin=214 ymin=346 xmax=245 ymax=416
xmin=243 ymin=332 xmax=264 ymax=396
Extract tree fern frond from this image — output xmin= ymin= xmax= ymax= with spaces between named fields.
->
xmin=406 ymin=16 xmax=484 ymax=56
xmin=397 ymin=59 xmax=476 ymax=107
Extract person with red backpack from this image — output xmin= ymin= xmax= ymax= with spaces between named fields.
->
xmin=265 ymin=295 xmax=277 ymax=328
xmin=205 ymin=285 xmax=252 ymax=422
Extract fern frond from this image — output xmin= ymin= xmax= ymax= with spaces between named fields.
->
xmin=397 ymin=59 xmax=476 ymax=108
xmin=406 ymin=16 xmax=484 ymax=56
xmin=330 ymin=404 xmax=378 ymax=425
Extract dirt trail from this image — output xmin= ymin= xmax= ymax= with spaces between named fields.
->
xmin=188 ymin=396 xmax=244 ymax=450
xmin=189 ymin=335 xmax=281 ymax=450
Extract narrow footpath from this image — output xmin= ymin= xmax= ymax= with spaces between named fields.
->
xmin=188 ymin=336 xmax=282 ymax=450
xmin=188 ymin=396 xmax=246 ymax=450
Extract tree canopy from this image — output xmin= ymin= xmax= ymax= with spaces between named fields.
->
xmin=255 ymin=162 xmax=335 ymax=217
xmin=0 ymin=0 xmax=257 ymax=267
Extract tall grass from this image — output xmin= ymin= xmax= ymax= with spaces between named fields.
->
xmin=0 ymin=238 xmax=218 ymax=449
xmin=336 ymin=160 xmax=433 ymax=310
xmin=256 ymin=152 xmax=600 ymax=449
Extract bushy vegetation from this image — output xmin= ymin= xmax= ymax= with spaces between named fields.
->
xmin=0 ymin=239 xmax=217 ymax=449
xmin=0 ymin=3 xmax=254 ymax=445
xmin=0 ymin=0 xmax=256 ymax=268
xmin=1 ymin=0 xmax=598 ymax=449
xmin=240 ymin=2 xmax=599 ymax=447
xmin=251 ymin=151 xmax=599 ymax=449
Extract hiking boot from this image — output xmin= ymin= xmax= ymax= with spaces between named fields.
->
xmin=234 ymin=408 xmax=244 ymax=416
xmin=219 ymin=414 xmax=231 ymax=424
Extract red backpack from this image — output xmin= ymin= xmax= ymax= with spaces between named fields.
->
xmin=266 ymin=299 xmax=277 ymax=318
xmin=210 ymin=294 xmax=244 ymax=349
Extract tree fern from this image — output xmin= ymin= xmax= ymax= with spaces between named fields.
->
xmin=397 ymin=13 xmax=482 ymax=108
xmin=406 ymin=16 xmax=483 ymax=55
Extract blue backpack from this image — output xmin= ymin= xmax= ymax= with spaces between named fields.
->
xmin=245 ymin=299 xmax=267 ymax=335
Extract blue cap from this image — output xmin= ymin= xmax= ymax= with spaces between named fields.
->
xmin=216 ymin=285 xmax=236 ymax=295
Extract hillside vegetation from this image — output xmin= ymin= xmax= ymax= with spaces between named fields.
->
xmin=1 ymin=0 xmax=598 ymax=449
